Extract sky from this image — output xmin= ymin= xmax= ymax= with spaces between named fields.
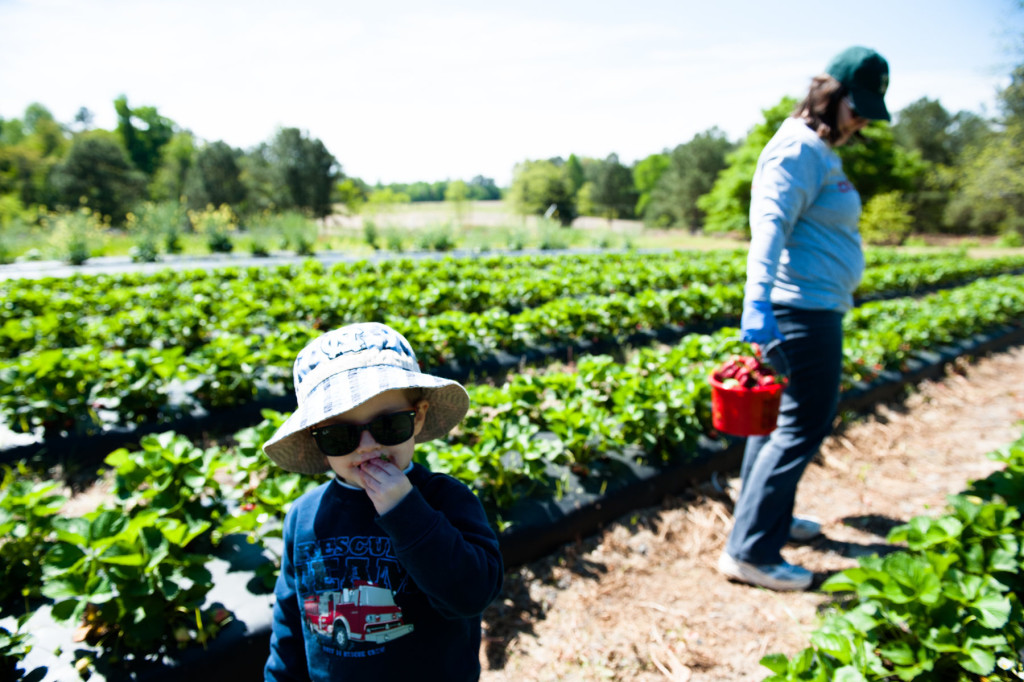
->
xmin=2 ymin=0 xmax=1023 ymax=187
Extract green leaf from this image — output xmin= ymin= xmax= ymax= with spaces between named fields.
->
xmin=50 ymin=598 xmax=80 ymax=622
xmin=920 ymin=626 xmax=961 ymax=653
xmin=969 ymin=593 xmax=1011 ymax=629
xmin=759 ymin=652 xmax=791 ymax=674
xmin=879 ymin=641 xmax=916 ymax=666
xmin=99 ymin=548 xmax=147 ymax=566
xmin=833 ymin=667 xmax=869 ymax=682
xmin=90 ymin=509 xmax=129 ymax=542
xmin=957 ymin=647 xmax=996 ymax=676
xmin=104 ymin=447 xmax=131 ymax=469
xmin=44 ymin=542 xmax=86 ymax=572
xmin=41 ymin=577 xmax=85 ymax=603
xmin=883 ymin=552 xmax=941 ymax=604
xmin=842 ymin=607 xmax=881 ymax=633
xmin=821 ymin=568 xmax=865 ymax=593
xmin=810 ymin=632 xmax=852 ymax=663
xmin=52 ymin=516 xmax=90 ymax=545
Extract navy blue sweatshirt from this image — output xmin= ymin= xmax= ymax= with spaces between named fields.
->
xmin=265 ymin=463 xmax=503 ymax=681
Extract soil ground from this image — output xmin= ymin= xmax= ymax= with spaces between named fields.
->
xmin=478 ymin=345 xmax=1024 ymax=682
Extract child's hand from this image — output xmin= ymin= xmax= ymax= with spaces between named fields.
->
xmin=358 ymin=458 xmax=413 ymax=515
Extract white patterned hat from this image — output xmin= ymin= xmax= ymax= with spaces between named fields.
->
xmin=263 ymin=322 xmax=469 ymax=474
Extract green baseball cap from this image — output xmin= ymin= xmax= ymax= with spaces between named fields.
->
xmin=825 ymin=46 xmax=890 ymax=121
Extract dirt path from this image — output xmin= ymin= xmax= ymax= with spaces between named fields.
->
xmin=478 ymin=345 xmax=1024 ymax=681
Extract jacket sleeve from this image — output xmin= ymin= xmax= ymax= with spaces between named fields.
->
xmin=745 ymin=136 xmax=827 ymax=304
xmin=264 ymin=507 xmax=310 ymax=682
xmin=375 ymin=476 xmax=503 ymax=618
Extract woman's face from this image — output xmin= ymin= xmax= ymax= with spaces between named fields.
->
xmin=834 ymin=96 xmax=870 ymax=146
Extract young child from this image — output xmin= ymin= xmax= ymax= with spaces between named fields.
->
xmin=262 ymin=322 xmax=504 ymax=681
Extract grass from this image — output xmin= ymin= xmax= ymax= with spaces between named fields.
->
xmin=3 ymin=200 xmax=1022 ymax=264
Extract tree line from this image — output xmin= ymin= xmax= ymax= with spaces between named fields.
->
xmin=0 ymin=95 xmax=500 ymax=230
xmin=508 ymin=60 xmax=1024 ymax=244
xmin=2 ymin=57 xmax=1022 ymax=245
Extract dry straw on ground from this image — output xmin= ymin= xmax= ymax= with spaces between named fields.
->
xmin=480 ymin=346 xmax=1024 ymax=681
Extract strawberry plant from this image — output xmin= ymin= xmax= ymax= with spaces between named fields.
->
xmin=104 ymin=432 xmax=227 ymax=522
xmin=761 ymin=434 xmax=1024 ymax=681
xmin=0 ymin=615 xmax=33 ymax=681
xmin=0 ymin=464 xmax=66 ymax=610
xmin=42 ymin=508 xmax=218 ymax=659
xmin=39 ymin=432 xmax=234 ymax=671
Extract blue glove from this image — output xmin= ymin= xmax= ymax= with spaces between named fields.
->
xmin=741 ymin=299 xmax=785 ymax=346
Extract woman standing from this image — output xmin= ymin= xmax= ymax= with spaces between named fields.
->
xmin=718 ymin=46 xmax=891 ymax=591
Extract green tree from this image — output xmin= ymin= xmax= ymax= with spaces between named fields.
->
xmin=891 ymin=99 xmax=994 ymax=233
xmin=587 ymin=153 xmax=637 ymax=220
xmin=467 ymin=175 xmax=501 ymax=200
xmin=184 ymin=141 xmax=247 ymax=212
xmin=699 ymin=97 xmax=926 ymax=235
xmin=632 ymin=152 xmax=669 ymax=219
xmin=445 ymin=179 xmax=470 ymax=225
xmin=403 ymin=181 xmax=440 ymax=201
xmin=334 ymin=177 xmax=368 ymax=214
xmin=945 ymin=125 xmax=1024 ymax=236
xmin=698 ymin=98 xmax=795 ymax=234
xmin=565 ymin=154 xmax=585 ymax=196
xmin=0 ymin=104 xmax=68 ymax=211
xmin=251 ymin=128 xmax=341 ymax=217
xmin=364 ymin=187 xmax=410 ymax=222
xmin=73 ymin=106 xmax=94 ymax=131
xmin=150 ymin=132 xmax=196 ymax=202
xmin=50 ymin=131 xmax=146 ymax=223
xmin=892 ymin=98 xmax=957 ymax=166
xmin=646 ymin=129 xmax=733 ymax=230
xmin=507 ymin=159 xmax=576 ymax=225
xmin=114 ymin=95 xmax=176 ymax=177
xmin=859 ymin=190 xmax=915 ymax=245
xmin=835 ymin=124 xmax=926 ymax=203
xmin=22 ymin=103 xmax=67 ymax=158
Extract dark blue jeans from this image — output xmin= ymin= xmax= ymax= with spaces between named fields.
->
xmin=725 ymin=305 xmax=844 ymax=565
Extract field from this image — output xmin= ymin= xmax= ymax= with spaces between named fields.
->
xmin=480 ymin=346 xmax=1024 ymax=681
xmin=2 ymin=238 xmax=1024 ymax=680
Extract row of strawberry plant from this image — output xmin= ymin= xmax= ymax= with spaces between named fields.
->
xmin=6 ymin=250 xmax=1019 ymax=362
xmin=0 ymin=279 xmax=742 ymax=439
xmin=0 ymin=246 xmax=943 ymax=327
xmin=415 ymin=273 xmax=1024 ymax=519
xmin=761 ymin=432 xmax=1024 ymax=681
xmin=3 ymin=275 xmax=1023 ymax=675
xmin=158 ymin=271 xmax=1024 ymax=545
xmin=0 ymin=250 xmax=749 ymax=348
xmin=3 ymin=258 xmax=1024 ymax=442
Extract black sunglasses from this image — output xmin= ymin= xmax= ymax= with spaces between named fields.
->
xmin=310 ymin=410 xmax=417 ymax=457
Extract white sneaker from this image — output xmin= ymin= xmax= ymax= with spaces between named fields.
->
xmin=789 ymin=516 xmax=822 ymax=542
xmin=718 ymin=552 xmax=813 ymax=591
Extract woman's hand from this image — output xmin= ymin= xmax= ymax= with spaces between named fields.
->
xmin=741 ymin=299 xmax=785 ymax=346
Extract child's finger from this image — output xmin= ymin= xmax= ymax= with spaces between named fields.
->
xmin=350 ymin=449 xmax=386 ymax=466
xmin=359 ymin=458 xmax=398 ymax=481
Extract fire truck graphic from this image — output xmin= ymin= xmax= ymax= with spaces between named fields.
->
xmin=304 ymin=580 xmax=413 ymax=650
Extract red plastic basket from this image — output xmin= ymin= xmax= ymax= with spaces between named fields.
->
xmin=709 ymin=374 xmax=786 ymax=437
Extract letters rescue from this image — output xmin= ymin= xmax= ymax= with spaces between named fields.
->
xmin=297 ymin=535 xmax=416 ymax=657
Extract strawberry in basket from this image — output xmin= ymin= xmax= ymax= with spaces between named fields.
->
xmin=711 ymin=354 xmax=782 ymax=390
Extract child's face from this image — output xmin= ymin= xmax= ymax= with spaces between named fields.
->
xmin=314 ymin=388 xmax=428 ymax=488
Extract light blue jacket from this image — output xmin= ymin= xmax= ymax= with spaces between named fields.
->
xmin=745 ymin=117 xmax=864 ymax=313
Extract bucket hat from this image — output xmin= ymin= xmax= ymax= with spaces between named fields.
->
xmin=825 ymin=46 xmax=890 ymax=121
xmin=263 ymin=322 xmax=469 ymax=474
